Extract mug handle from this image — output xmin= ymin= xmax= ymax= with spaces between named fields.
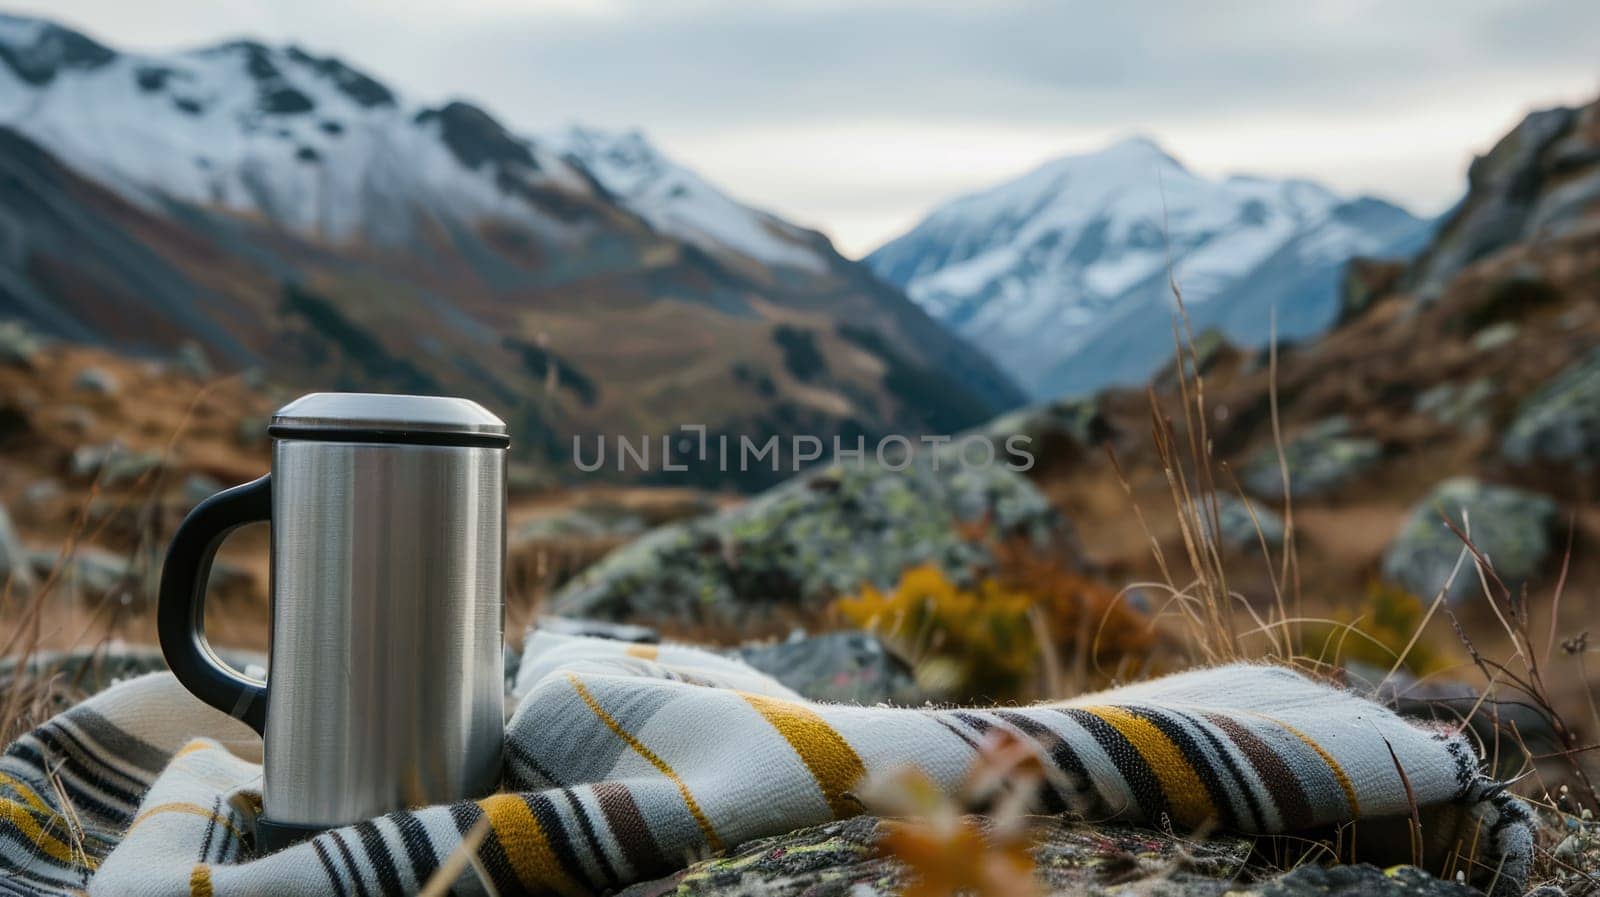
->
xmin=158 ymin=474 xmax=272 ymax=735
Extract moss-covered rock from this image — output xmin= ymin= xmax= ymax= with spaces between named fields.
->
xmin=1380 ymin=478 xmax=1558 ymax=604
xmin=1502 ymin=346 xmax=1600 ymax=471
xmin=737 ymin=631 xmax=919 ymax=704
xmin=978 ymin=395 xmax=1112 ymax=476
xmin=1242 ymin=417 xmax=1382 ymax=501
xmin=1204 ymin=493 xmax=1285 ymax=552
xmin=549 ymin=457 xmax=1062 ymax=627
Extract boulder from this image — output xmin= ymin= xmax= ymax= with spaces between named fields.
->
xmin=71 ymin=366 xmax=119 ymax=396
xmin=1469 ymin=321 xmax=1519 ymax=352
xmin=1413 ymin=379 xmax=1494 ymax=433
xmin=977 ymin=395 xmax=1112 ymax=475
xmin=28 ymin=545 xmax=132 ymax=597
xmin=1380 ymin=478 xmax=1558 ymax=604
xmin=27 ymin=545 xmax=251 ymax=605
xmin=550 ymin=457 xmax=1061 ymax=627
xmin=736 ymin=631 xmax=918 ymax=704
xmin=21 ymin=479 xmax=61 ymax=508
xmin=68 ymin=443 xmax=165 ymax=486
xmin=174 ymin=340 xmax=213 ymax=379
xmin=57 ymin=405 xmax=94 ymax=434
xmin=1502 ymin=346 xmax=1600 ymax=471
xmin=1202 ymin=493 xmax=1285 ymax=552
xmin=0 ymin=319 xmax=41 ymax=369
xmin=0 ymin=501 xmax=37 ymax=595
xmin=1242 ymin=417 xmax=1382 ymax=501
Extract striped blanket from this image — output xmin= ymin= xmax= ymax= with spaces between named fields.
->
xmin=0 ymin=632 xmax=1532 ymax=896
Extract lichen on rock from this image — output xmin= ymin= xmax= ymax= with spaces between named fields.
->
xmin=550 ymin=455 xmax=1063 ymax=627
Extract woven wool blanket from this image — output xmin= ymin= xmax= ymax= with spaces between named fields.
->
xmin=0 ymin=632 xmax=1532 ymax=897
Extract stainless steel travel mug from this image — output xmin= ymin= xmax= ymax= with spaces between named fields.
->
xmin=159 ymin=393 xmax=507 ymax=852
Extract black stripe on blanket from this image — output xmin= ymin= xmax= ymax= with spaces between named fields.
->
xmin=199 ymin=795 xmax=219 ymax=862
xmin=1061 ymin=708 xmax=1172 ymax=822
xmin=930 ymin=714 xmax=980 ymax=750
xmin=525 ymin=793 xmax=594 ymax=888
xmin=6 ymin=740 xmax=128 ymax=823
xmin=0 ymin=817 xmax=78 ymax=874
xmin=992 ymin=710 xmax=1094 ymax=814
xmin=1172 ymin=709 xmax=1269 ymax=832
xmin=451 ymin=802 xmax=519 ymax=895
xmin=354 ymin=820 xmax=404 ymax=896
xmin=1128 ymin=707 xmax=1240 ymax=829
xmin=66 ymin=709 xmax=170 ymax=775
xmin=330 ymin=828 xmax=373 ymax=897
xmin=385 ymin=811 xmax=441 ymax=889
xmin=559 ymin=787 xmax=619 ymax=887
xmin=311 ymin=836 xmax=350 ymax=897
xmin=37 ymin=724 xmax=147 ymax=802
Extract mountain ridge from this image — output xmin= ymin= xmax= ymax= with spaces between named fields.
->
xmin=0 ymin=12 xmax=1023 ymax=485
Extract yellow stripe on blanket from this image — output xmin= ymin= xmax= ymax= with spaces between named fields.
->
xmin=565 ymin=673 xmax=724 ymax=851
xmin=128 ymin=802 xmax=249 ymax=842
xmin=176 ymin=739 xmax=216 ymax=759
xmin=0 ymin=771 xmax=52 ymax=815
xmin=189 ymin=863 xmax=213 ymax=897
xmin=479 ymin=794 xmax=585 ymax=897
xmin=625 ymin=644 xmax=660 ymax=660
xmin=741 ymin=693 xmax=866 ymax=818
xmin=1086 ymin=705 xmax=1217 ymax=828
xmin=0 ymin=798 xmax=87 ymax=867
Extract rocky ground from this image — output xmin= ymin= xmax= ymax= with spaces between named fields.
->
xmin=615 ymin=815 xmax=1505 ymax=897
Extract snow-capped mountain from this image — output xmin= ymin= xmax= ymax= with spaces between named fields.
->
xmin=867 ymin=137 xmax=1427 ymax=397
xmin=0 ymin=18 xmax=606 ymax=248
xmin=551 ymin=127 xmax=829 ymax=273
xmin=0 ymin=12 xmax=846 ymax=273
xmin=0 ymin=13 xmax=1023 ymax=483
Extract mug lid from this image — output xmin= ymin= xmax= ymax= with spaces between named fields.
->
xmin=270 ymin=393 xmax=510 ymax=448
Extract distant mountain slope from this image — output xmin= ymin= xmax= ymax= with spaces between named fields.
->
xmin=0 ymin=13 xmax=1022 ymax=485
xmin=866 ymin=137 xmax=1427 ymax=398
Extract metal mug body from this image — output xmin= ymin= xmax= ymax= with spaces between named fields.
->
xmin=262 ymin=438 xmax=506 ymax=827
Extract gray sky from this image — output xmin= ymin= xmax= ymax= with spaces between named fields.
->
xmin=15 ymin=0 xmax=1600 ymax=256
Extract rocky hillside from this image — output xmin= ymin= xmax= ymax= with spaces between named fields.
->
xmin=867 ymin=137 xmax=1426 ymax=397
xmin=1018 ymin=96 xmax=1600 ymax=633
xmin=0 ymin=13 xmax=1022 ymax=485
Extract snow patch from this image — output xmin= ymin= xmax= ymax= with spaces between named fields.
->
xmin=553 ymin=126 xmax=828 ymax=272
